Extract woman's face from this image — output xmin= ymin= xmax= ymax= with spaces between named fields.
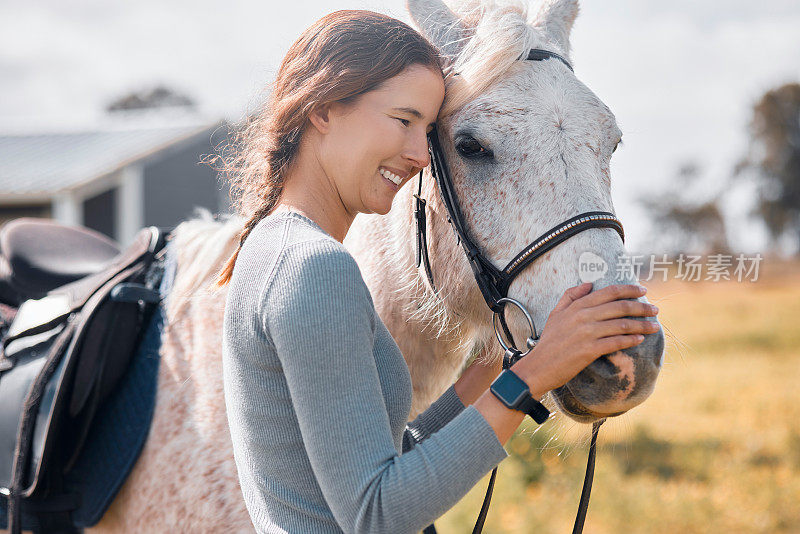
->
xmin=316 ymin=64 xmax=445 ymax=216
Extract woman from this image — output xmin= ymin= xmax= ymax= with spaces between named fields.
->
xmin=219 ymin=10 xmax=659 ymax=534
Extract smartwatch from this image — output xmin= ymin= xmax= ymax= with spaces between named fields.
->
xmin=489 ymin=369 xmax=550 ymax=424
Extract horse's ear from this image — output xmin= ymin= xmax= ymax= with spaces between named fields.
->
xmin=406 ymin=0 xmax=467 ymax=61
xmin=533 ymin=0 xmax=580 ymax=56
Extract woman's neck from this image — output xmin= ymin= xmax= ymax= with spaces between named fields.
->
xmin=276 ymin=145 xmax=354 ymax=243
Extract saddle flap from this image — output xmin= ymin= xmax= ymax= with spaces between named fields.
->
xmin=0 ymin=226 xmax=163 ymax=499
xmin=68 ymin=297 xmax=142 ymax=419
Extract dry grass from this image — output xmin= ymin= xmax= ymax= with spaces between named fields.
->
xmin=436 ymin=258 xmax=800 ymax=533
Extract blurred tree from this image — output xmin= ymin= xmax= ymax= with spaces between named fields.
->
xmin=106 ymin=85 xmax=196 ymax=112
xmin=640 ymin=162 xmax=729 ymax=255
xmin=740 ymin=83 xmax=800 ymax=250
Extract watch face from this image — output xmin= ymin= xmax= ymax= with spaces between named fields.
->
xmin=491 ymin=371 xmax=530 ymax=407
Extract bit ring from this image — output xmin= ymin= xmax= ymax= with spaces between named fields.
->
xmin=493 ymin=297 xmax=539 ymax=359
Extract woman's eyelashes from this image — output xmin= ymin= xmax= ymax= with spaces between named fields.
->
xmin=395 ymin=117 xmax=411 ymax=127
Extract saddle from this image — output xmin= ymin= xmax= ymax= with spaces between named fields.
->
xmin=0 ymin=218 xmax=121 ymax=308
xmin=0 ymin=218 xmax=169 ymax=533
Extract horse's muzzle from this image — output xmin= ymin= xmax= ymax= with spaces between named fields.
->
xmin=551 ymin=319 xmax=664 ymax=423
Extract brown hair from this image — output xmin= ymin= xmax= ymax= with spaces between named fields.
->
xmin=216 ymin=10 xmax=442 ymax=286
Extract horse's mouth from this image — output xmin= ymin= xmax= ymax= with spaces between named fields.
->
xmin=550 ymin=384 xmax=627 ymax=423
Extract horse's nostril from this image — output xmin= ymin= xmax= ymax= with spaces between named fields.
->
xmin=624 ymin=326 xmax=666 ymax=369
xmin=588 ymin=353 xmax=620 ymax=379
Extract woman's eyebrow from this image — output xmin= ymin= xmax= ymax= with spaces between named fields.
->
xmin=391 ymin=106 xmax=423 ymax=118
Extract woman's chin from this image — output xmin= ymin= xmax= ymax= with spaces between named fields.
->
xmin=370 ymin=196 xmax=395 ymax=216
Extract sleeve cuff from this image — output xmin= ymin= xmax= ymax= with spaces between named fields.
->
xmin=453 ymin=405 xmax=509 ymax=465
xmin=406 ymin=384 xmax=467 ymax=444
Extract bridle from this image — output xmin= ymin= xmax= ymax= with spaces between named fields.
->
xmin=414 ymin=49 xmax=625 ymax=534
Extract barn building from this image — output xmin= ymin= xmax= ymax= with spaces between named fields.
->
xmin=0 ymin=118 xmax=232 ymax=246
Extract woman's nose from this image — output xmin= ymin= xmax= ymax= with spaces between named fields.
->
xmin=403 ymin=131 xmax=431 ymax=169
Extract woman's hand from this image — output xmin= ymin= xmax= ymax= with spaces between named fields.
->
xmin=513 ymin=282 xmax=660 ymax=397
xmin=474 ymin=282 xmax=659 ymax=445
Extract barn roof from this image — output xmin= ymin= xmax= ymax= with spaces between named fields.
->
xmin=0 ymin=119 xmax=220 ymax=198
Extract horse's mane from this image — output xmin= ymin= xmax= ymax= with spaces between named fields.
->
xmin=164 ymin=210 xmax=243 ymax=322
xmin=440 ymin=0 xmax=561 ymax=117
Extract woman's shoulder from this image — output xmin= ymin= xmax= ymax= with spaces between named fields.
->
xmin=242 ymin=213 xmax=375 ymax=336
xmin=246 ymin=211 xmax=335 ymax=250
xmin=238 ymin=211 xmax=365 ymax=298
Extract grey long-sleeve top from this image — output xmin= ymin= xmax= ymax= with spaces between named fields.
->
xmin=222 ymin=212 xmax=508 ymax=533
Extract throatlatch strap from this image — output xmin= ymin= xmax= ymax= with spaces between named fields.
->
xmin=427 ymin=127 xmax=505 ymax=310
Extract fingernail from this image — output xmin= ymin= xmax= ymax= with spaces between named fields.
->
xmin=649 ymin=304 xmax=658 ymax=313
xmin=638 ymin=286 xmax=647 ymax=294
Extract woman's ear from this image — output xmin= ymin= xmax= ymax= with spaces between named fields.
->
xmin=308 ymin=103 xmax=332 ymax=134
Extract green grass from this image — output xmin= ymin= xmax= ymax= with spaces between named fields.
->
xmin=435 ymin=259 xmax=800 ymax=533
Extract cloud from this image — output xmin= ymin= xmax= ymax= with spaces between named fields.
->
xmin=0 ymin=0 xmax=405 ymax=124
xmin=571 ymin=3 xmax=800 ymax=251
xmin=1 ymin=0 xmax=798 ymax=250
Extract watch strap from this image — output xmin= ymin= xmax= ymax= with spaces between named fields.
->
xmin=518 ymin=394 xmax=550 ymax=424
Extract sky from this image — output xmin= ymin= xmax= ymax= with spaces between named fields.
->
xmin=1 ymin=0 xmax=799 ymax=253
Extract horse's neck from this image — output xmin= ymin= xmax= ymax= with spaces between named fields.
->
xmin=346 ymin=183 xmax=435 ymax=339
xmin=346 ymin=183 xmax=473 ymax=414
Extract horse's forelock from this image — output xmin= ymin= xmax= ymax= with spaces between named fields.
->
xmin=440 ymin=0 xmax=556 ymax=117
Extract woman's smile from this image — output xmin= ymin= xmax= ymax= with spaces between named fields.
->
xmin=379 ymin=166 xmax=410 ymax=191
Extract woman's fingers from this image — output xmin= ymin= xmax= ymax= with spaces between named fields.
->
xmin=552 ymin=282 xmax=593 ymax=312
xmin=527 ymin=282 xmax=661 ymax=393
xmin=590 ymin=299 xmax=658 ymax=321
xmin=575 ymin=284 xmax=646 ymax=309
xmin=593 ymin=318 xmax=660 ymax=338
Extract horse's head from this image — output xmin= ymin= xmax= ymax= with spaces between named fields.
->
xmin=408 ymin=0 xmax=663 ymax=422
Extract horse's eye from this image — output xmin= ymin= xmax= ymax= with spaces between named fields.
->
xmin=455 ymin=136 xmax=493 ymax=159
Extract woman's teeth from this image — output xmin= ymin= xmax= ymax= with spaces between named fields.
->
xmin=379 ymin=168 xmax=402 ymax=186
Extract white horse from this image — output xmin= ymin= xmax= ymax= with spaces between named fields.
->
xmin=88 ymin=0 xmax=664 ymax=530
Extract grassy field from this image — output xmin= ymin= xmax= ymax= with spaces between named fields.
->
xmin=437 ymin=258 xmax=800 ymax=533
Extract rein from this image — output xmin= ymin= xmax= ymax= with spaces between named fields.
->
xmin=415 ymin=48 xmax=623 ymax=533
